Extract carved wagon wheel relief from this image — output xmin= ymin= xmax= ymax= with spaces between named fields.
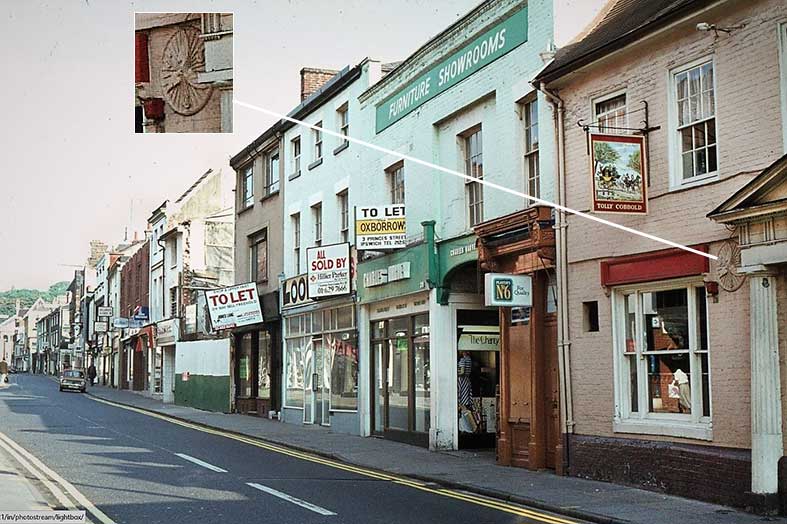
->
xmin=160 ymin=26 xmax=213 ymax=116
xmin=716 ymin=239 xmax=745 ymax=292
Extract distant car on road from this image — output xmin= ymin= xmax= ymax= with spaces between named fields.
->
xmin=59 ymin=369 xmax=86 ymax=393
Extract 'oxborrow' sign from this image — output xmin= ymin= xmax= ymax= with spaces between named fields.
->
xmin=356 ymin=205 xmax=406 ymax=249
xmin=205 ymin=282 xmax=263 ymax=330
xmin=307 ymin=243 xmax=351 ymax=298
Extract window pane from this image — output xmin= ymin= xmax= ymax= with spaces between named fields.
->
xmin=336 ymin=306 xmax=353 ymax=329
xmin=647 ymin=353 xmax=691 ymax=414
xmin=643 ymin=288 xmax=689 ymax=351
xmin=706 ymin=120 xmax=716 ymax=145
xmin=372 ymin=320 xmax=385 ymax=340
xmin=328 ymin=331 xmax=358 ymax=410
xmin=680 ymin=127 xmax=693 ymax=153
xmin=258 ymin=331 xmax=271 ymax=399
xmin=374 ymin=342 xmax=385 ymax=432
xmin=682 ymin=152 xmax=694 ymax=180
xmin=626 ymin=354 xmax=638 ymax=413
xmin=693 ymin=124 xmax=706 ymax=148
xmin=696 ymin=287 xmax=708 ymax=351
xmin=676 ymin=72 xmax=688 ymax=99
xmin=285 ymin=338 xmax=306 ymax=408
xmin=389 ymin=317 xmax=409 ymax=337
xmin=238 ymin=333 xmax=253 ymax=397
xmin=624 ymin=293 xmax=636 ymax=353
xmin=701 ymin=352 xmax=710 ymax=417
xmin=414 ymin=334 xmax=430 ymax=432
xmin=678 ymin=100 xmax=689 ymax=127
xmin=708 ymin=145 xmax=717 ymax=173
xmin=388 ymin=337 xmax=410 ymax=431
xmin=694 ymin=149 xmax=707 ymax=175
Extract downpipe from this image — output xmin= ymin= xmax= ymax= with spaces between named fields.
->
xmin=538 ymin=82 xmax=574 ymax=472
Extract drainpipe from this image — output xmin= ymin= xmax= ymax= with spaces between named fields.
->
xmin=538 ymin=82 xmax=575 ymax=457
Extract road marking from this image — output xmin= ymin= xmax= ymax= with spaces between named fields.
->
xmin=87 ymin=396 xmax=580 ymax=524
xmin=247 ymin=482 xmax=336 ymax=516
xmin=174 ymin=453 xmax=228 ymax=473
xmin=0 ymin=430 xmax=116 ymax=524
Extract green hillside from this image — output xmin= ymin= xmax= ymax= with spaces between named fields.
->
xmin=0 ymin=282 xmax=69 ymax=318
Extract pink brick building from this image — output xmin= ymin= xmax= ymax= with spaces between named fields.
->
xmin=536 ymin=0 xmax=787 ymax=512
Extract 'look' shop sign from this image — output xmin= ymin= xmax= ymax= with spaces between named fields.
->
xmin=375 ymin=6 xmax=528 ymax=133
xmin=307 ymin=243 xmax=351 ymax=298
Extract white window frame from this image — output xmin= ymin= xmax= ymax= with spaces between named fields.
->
xmin=611 ymin=277 xmax=712 ymax=441
xmin=241 ymin=164 xmax=254 ymax=208
xmin=591 ymin=88 xmax=628 ymax=134
xmin=312 ymin=203 xmax=322 ymax=247
xmin=778 ymin=22 xmax=787 ymax=154
xmin=292 ymin=213 xmax=301 ymax=274
xmin=264 ymin=148 xmax=280 ymax=196
xmin=313 ymin=123 xmax=323 ymax=161
xmin=522 ymin=97 xmax=540 ymax=203
xmin=463 ymin=126 xmax=483 ymax=227
xmin=338 ymin=104 xmax=349 ymax=146
xmin=667 ymin=55 xmax=719 ymax=190
xmin=338 ymin=191 xmax=349 ymax=244
xmin=387 ymin=162 xmax=405 ymax=205
xmin=291 ymin=136 xmax=301 ymax=177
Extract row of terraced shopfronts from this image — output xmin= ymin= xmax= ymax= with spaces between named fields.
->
xmin=225 ymin=0 xmax=787 ymax=514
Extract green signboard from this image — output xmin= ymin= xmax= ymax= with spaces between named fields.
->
xmin=375 ymin=6 xmax=528 ymax=133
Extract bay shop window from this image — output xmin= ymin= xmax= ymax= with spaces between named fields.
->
xmin=284 ymin=305 xmax=358 ymax=411
xmin=612 ymin=280 xmax=711 ymax=440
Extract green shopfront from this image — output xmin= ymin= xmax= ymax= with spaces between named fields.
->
xmin=359 ymin=223 xmax=499 ymax=450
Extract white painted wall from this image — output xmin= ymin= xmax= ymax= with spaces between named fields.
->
xmin=175 ymin=338 xmax=230 ymax=376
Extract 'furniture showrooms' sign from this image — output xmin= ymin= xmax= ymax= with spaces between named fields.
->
xmin=375 ymin=6 xmax=528 ymax=133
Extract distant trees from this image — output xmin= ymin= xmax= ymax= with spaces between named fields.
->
xmin=0 ymin=281 xmax=69 ymax=317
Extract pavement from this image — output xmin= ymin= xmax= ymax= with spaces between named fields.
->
xmin=71 ymin=378 xmax=786 ymax=524
xmin=0 ymin=421 xmax=52 ymax=512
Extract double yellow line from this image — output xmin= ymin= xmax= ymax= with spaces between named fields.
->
xmin=88 ymin=396 xmax=580 ymax=524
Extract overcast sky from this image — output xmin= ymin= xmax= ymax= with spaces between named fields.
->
xmin=0 ymin=0 xmax=604 ymax=291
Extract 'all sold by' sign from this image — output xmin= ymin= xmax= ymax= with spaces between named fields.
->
xmin=307 ymin=243 xmax=351 ymax=298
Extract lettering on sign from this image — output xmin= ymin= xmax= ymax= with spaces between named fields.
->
xmin=282 ymin=274 xmax=312 ymax=309
xmin=375 ymin=6 xmax=528 ymax=132
xmin=356 ymin=205 xmax=407 ymax=250
xmin=307 ymin=243 xmax=351 ymax=298
xmin=205 ymin=282 xmax=264 ymax=330
xmin=449 ymin=243 xmax=477 ymax=257
xmin=362 ymin=261 xmax=410 ymax=288
xmin=484 ymin=273 xmax=532 ymax=307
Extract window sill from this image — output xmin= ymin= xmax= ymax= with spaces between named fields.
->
xmin=669 ymin=171 xmax=718 ymax=192
xmin=333 ymin=142 xmax=349 ymax=156
xmin=614 ymin=419 xmax=712 ymax=441
xmin=308 ymin=158 xmax=323 ymax=171
xmin=237 ymin=204 xmax=254 ymax=216
xmin=260 ymin=190 xmax=279 ymax=203
xmin=288 ymin=171 xmax=301 ymax=181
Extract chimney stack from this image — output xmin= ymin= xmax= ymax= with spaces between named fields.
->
xmin=300 ymin=67 xmax=338 ymax=101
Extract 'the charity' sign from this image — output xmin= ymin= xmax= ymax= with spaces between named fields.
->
xmin=205 ymin=282 xmax=263 ymax=330
xmin=307 ymin=243 xmax=351 ymax=298
xmin=355 ymin=205 xmax=406 ymax=249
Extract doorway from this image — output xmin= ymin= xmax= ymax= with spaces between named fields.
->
xmin=303 ymin=337 xmax=330 ymax=426
xmin=371 ymin=313 xmax=430 ymax=446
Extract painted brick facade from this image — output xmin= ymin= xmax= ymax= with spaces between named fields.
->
xmin=120 ymin=241 xmax=149 ymax=320
xmin=544 ymin=0 xmax=787 ymax=508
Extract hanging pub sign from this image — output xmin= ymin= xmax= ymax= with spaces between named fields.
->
xmin=590 ymin=133 xmax=648 ymax=214
xmin=205 ymin=282 xmax=264 ymax=330
xmin=355 ymin=205 xmax=406 ymax=250
xmin=307 ymin=242 xmax=351 ymax=298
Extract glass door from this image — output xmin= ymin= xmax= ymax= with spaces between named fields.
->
xmin=316 ymin=338 xmax=330 ymax=426
xmin=302 ymin=338 xmax=315 ymax=424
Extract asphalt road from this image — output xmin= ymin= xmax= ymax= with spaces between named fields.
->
xmin=0 ymin=374 xmax=586 ymax=524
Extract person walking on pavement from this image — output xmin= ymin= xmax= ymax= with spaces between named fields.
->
xmin=87 ymin=362 xmax=97 ymax=387
xmin=0 ymin=358 xmax=8 ymax=385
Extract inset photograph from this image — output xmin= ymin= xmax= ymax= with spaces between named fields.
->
xmin=135 ymin=13 xmax=233 ymax=133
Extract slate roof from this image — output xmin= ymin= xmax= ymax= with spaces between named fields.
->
xmin=535 ymin=0 xmax=717 ymax=84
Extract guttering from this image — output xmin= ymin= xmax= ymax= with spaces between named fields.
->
xmin=535 ymin=0 xmax=726 ymax=85
xmin=536 ymin=82 xmax=575 ymax=449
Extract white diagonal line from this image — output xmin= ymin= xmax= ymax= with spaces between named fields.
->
xmin=235 ymin=99 xmax=717 ymax=261
xmin=246 ymin=482 xmax=336 ymax=516
xmin=175 ymin=453 xmax=227 ymax=473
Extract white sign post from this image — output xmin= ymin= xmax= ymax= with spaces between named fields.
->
xmin=484 ymin=273 xmax=532 ymax=307
xmin=355 ymin=205 xmax=406 ymax=249
xmin=205 ymin=282 xmax=264 ymax=330
xmin=307 ymin=243 xmax=351 ymax=298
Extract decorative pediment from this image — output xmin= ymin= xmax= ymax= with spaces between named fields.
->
xmin=708 ymin=154 xmax=787 ymax=224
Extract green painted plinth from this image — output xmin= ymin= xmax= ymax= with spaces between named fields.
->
xmin=175 ymin=374 xmax=231 ymax=413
